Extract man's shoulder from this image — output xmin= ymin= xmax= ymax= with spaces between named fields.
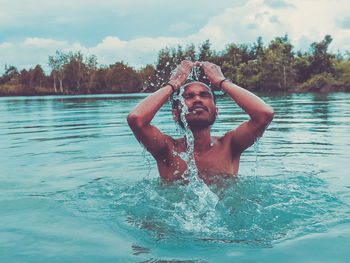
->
xmin=219 ymin=129 xmax=245 ymax=154
xmin=221 ymin=128 xmax=238 ymax=141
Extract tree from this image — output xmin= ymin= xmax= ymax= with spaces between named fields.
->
xmin=31 ymin=65 xmax=46 ymax=88
xmin=18 ymin=65 xmax=48 ymax=94
xmin=20 ymin=69 xmax=31 ymax=89
xmin=184 ymin=44 xmax=196 ymax=61
xmin=309 ymin=35 xmax=335 ymax=75
xmin=293 ymin=35 xmax=335 ymax=84
xmin=154 ymin=48 xmax=176 ymax=88
xmin=0 ymin=65 xmax=19 ymax=84
xmin=138 ymin=64 xmax=156 ymax=92
xmin=89 ymin=67 xmax=107 ymax=93
xmin=105 ymin=62 xmax=142 ymax=93
xmin=220 ymin=44 xmax=254 ymax=82
xmin=236 ymin=60 xmax=260 ymax=90
xmin=63 ymin=51 xmax=86 ymax=93
xmin=174 ymin=45 xmax=185 ymax=65
xmin=85 ymin=55 xmax=98 ymax=93
xmin=48 ymin=50 xmax=69 ymax=93
xmin=253 ymin=36 xmax=264 ymax=59
xmin=254 ymin=35 xmax=296 ymax=91
xmin=235 ymin=35 xmax=296 ymax=91
xmin=293 ymin=52 xmax=311 ymax=83
xmin=198 ymin=39 xmax=212 ymax=61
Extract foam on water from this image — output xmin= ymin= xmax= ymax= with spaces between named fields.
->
xmin=56 ymin=171 xmax=350 ymax=248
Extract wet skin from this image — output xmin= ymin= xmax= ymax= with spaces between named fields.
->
xmin=156 ymin=83 xmax=241 ymax=184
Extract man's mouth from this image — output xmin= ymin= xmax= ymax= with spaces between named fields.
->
xmin=189 ymin=104 xmax=208 ymax=113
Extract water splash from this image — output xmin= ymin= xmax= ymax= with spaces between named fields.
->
xmin=139 ymin=65 xmax=220 ymax=234
xmin=142 ymin=147 xmax=153 ymax=177
xmin=252 ymin=138 xmax=260 ymax=175
xmin=187 ymin=65 xmax=201 ymax=81
xmin=169 ymin=67 xmax=219 ymax=231
xmin=58 ymin=172 xmax=350 ymax=247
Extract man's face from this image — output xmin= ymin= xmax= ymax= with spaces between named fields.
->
xmin=174 ymin=82 xmax=218 ymax=131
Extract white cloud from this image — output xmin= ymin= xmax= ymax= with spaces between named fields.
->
xmin=21 ymin=38 xmax=68 ymax=48
xmin=1 ymin=0 xmax=350 ymax=75
xmin=184 ymin=0 xmax=283 ymax=50
xmin=187 ymin=0 xmax=350 ymax=53
xmin=0 ymin=35 xmax=183 ymax=73
xmin=0 ymin=38 xmax=72 ymax=73
xmin=169 ymin=22 xmax=193 ymax=33
xmin=0 ymin=42 xmax=13 ymax=49
xmin=90 ymin=36 xmax=183 ymax=68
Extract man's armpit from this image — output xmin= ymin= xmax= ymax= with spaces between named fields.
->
xmin=152 ymin=144 xmax=170 ymax=163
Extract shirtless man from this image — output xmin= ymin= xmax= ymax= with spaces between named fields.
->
xmin=127 ymin=60 xmax=274 ymax=184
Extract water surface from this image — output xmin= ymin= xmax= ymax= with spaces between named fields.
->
xmin=1 ymin=93 xmax=349 ymax=262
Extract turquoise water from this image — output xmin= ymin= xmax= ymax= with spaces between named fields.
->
xmin=1 ymin=93 xmax=350 ymax=262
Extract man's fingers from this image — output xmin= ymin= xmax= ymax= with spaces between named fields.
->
xmin=195 ymin=61 xmax=204 ymax=67
xmin=169 ymin=60 xmax=196 ymax=89
xmin=195 ymin=61 xmax=224 ymax=86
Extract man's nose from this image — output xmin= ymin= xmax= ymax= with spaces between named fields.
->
xmin=193 ymin=94 xmax=202 ymax=102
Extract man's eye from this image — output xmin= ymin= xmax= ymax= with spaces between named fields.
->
xmin=184 ymin=94 xmax=194 ymax=99
xmin=200 ymin=92 xmax=211 ymax=98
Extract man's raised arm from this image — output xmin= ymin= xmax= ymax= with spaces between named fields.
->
xmin=199 ymin=61 xmax=274 ymax=153
xmin=127 ymin=60 xmax=194 ymax=158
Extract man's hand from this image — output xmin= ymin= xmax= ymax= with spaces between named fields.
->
xmin=169 ymin=60 xmax=195 ymax=90
xmin=196 ymin=61 xmax=225 ymax=87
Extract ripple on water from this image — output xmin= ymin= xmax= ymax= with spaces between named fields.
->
xmin=55 ymin=171 xmax=350 ymax=249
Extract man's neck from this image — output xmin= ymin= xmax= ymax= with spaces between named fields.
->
xmin=188 ymin=128 xmax=212 ymax=153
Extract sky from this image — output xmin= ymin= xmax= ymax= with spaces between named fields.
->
xmin=1 ymin=0 xmax=350 ymax=74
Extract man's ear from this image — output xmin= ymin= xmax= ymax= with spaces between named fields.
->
xmin=172 ymin=109 xmax=179 ymax=122
xmin=215 ymin=107 xmax=219 ymax=118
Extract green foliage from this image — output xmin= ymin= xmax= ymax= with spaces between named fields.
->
xmin=309 ymin=35 xmax=335 ymax=75
xmin=220 ymin=43 xmax=256 ymax=82
xmin=89 ymin=68 xmax=107 ymax=93
xmin=19 ymin=65 xmax=49 ymax=93
xmin=184 ymin=44 xmax=196 ymax=61
xmin=63 ymin=51 xmax=86 ymax=92
xmin=254 ymin=36 xmax=297 ymax=91
xmin=333 ymin=59 xmax=350 ymax=91
xmin=105 ymin=62 xmax=142 ymax=93
xmin=293 ymin=53 xmax=311 ymax=83
xmin=299 ymin=72 xmax=339 ymax=92
xmin=154 ymin=48 xmax=176 ymax=87
xmin=138 ymin=64 xmax=156 ymax=92
xmin=1 ymin=34 xmax=349 ymax=96
xmin=236 ymin=60 xmax=260 ymax=90
xmin=198 ymin=40 xmax=212 ymax=61
xmin=0 ymin=65 xmax=19 ymax=84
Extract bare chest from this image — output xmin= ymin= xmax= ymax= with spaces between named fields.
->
xmin=195 ymin=149 xmax=239 ymax=176
xmin=158 ymin=140 xmax=240 ymax=181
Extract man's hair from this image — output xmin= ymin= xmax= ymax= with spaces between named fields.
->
xmin=171 ymin=79 xmax=216 ymax=110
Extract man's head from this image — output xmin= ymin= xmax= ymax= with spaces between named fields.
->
xmin=172 ymin=80 xmax=218 ymax=131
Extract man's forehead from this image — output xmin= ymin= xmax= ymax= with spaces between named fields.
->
xmin=183 ymin=82 xmax=211 ymax=93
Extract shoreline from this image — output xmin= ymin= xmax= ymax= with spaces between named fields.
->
xmin=1 ymin=80 xmax=350 ymax=97
xmin=1 ymin=86 xmax=349 ymax=97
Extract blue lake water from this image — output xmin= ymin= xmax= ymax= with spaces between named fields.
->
xmin=1 ymin=93 xmax=350 ymax=262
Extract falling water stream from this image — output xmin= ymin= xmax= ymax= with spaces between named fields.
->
xmin=169 ymin=66 xmax=220 ymax=232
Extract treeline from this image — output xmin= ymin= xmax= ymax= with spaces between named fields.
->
xmin=1 ymin=34 xmax=350 ymax=96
